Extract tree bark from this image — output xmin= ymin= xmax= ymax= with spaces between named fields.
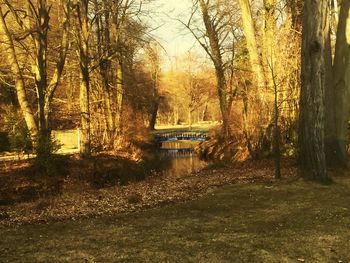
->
xmin=325 ymin=0 xmax=350 ymax=167
xmin=298 ymin=0 xmax=329 ymax=181
xmin=75 ymin=0 xmax=91 ymax=157
xmin=31 ymin=0 xmax=51 ymax=156
xmin=237 ymin=0 xmax=265 ymax=90
xmin=262 ymin=0 xmax=275 ymax=90
xmin=115 ymin=60 xmax=124 ymax=137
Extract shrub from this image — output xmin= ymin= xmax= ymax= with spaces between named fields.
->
xmin=33 ymin=136 xmax=65 ymax=177
xmin=0 ymin=132 xmax=10 ymax=152
xmin=3 ymin=108 xmax=32 ymax=153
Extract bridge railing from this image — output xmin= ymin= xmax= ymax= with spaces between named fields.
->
xmin=153 ymin=130 xmax=209 ymax=142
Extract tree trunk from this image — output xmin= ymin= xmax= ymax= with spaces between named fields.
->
xmin=0 ymin=7 xmax=38 ymax=140
xmin=325 ymin=0 xmax=350 ymax=167
xmin=115 ymin=60 xmax=124 ymax=137
xmin=33 ymin=0 xmax=50 ymax=157
xmin=149 ymin=99 xmax=159 ymax=130
xmin=76 ymin=0 xmax=91 ymax=157
xmin=272 ymin=66 xmax=281 ymax=179
xmin=237 ymin=0 xmax=266 ymax=90
xmin=262 ymin=0 xmax=275 ymax=90
xmin=199 ymin=0 xmax=233 ymax=138
xmin=298 ymin=0 xmax=329 ymax=181
xmin=45 ymin=0 xmax=70 ymax=131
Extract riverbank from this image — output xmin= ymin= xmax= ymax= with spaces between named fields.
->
xmin=1 ymin=168 xmax=350 ymax=262
xmin=0 ymin=157 xmax=296 ymax=227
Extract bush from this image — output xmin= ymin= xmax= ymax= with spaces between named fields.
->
xmin=0 ymin=132 xmax=10 ymax=152
xmin=33 ymin=136 xmax=65 ymax=177
xmin=3 ymin=108 xmax=32 ymax=153
xmin=33 ymin=153 xmax=69 ymax=177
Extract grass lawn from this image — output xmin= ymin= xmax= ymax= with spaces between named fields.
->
xmin=1 ymin=177 xmax=350 ymax=263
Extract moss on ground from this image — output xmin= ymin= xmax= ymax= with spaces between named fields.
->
xmin=1 ymin=177 xmax=350 ymax=262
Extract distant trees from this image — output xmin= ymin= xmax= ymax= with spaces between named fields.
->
xmin=158 ymin=52 xmax=218 ymax=127
xmin=184 ymin=0 xmax=237 ymax=137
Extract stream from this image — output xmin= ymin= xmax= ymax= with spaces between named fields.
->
xmin=158 ymin=140 xmax=208 ymax=177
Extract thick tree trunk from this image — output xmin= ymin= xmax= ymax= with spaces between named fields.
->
xmin=237 ymin=0 xmax=266 ymax=90
xmin=298 ymin=0 xmax=330 ymax=181
xmin=262 ymin=0 xmax=275 ymax=90
xmin=0 ymin=7 xmax=38 ymax=140
xmin=325 ymin=0 xmax=350 ymax=167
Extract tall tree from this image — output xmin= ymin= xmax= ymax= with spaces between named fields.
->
xmin=184 ymin=0 xmax=236 ymax=137
xmin=298 ymin=0 xmax=330 ymax=181
xmin=0 ymin=0 xmax=71 ymax=155
xmin=237 ymin=0 xmax=265 ymax=90
xmin=74 ymin=0 xmax=91 ymax=157
xmin=0 ymin=5 xmax=38 ymax=140
xmin=325 ymin=0 xmax=350 ymax=167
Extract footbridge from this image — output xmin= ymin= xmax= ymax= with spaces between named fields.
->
xmin=153 ymin=129 xmax=209 ymax=142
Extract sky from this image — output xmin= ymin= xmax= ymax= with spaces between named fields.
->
xmin=146 ymin=0 xmax=204 ymax=67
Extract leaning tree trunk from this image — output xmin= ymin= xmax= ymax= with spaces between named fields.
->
xmin=298 ymin=0 xmax=330 ymax=181
xmin=325 ymin=0 xmax=350 ymax=167
xmin=0 ymin=7 xmax=38 ymax=140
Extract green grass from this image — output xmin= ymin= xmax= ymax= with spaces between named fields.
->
xmin=1 ymin=177 xmax=350 ymax=262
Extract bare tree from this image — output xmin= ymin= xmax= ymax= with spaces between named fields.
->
xmin=0 ymin=0 xmax=71 ymax=156
xmin=183 ymin=0 xmax=237 ymax=138
xmin=298 ymin=0 xmax=330 ymax=181
xmin=237 ymin=0 xmax=265 ymax=91
xmin=73 ymin=0 xmax=91 ymax=157
xmin=0 ymin=5 xmax=38 ymax=140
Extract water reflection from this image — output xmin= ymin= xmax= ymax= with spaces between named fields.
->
xmin=158 ymin=140 xmax=208 ymax=177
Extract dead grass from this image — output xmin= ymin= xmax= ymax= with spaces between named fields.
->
xmin=1 ymin=173 xmax=350 ymax=262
